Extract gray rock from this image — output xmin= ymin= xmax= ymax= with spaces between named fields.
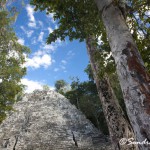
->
xmin=0 ymin=90 xmax=112 ymax=150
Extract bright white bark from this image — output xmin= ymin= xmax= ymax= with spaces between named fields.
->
xmin=86 ymin=36 xmax=136 ymax=150
xmin=95 ymin=0 xmax=150 ymax=149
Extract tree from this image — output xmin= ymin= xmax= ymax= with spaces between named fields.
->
xmin=0 ymin=5 xmax=29 ymax=123
xmin=94 ymin=1 xmax=150 ymax=149
xmin=54 ymin=79 xmax=67 ymax=93
xmin=31 ymin=0 xmax=150 ymax=149
xmin=62 ymin=77 xmax=109 ymax=135
xmin=42 ymin=85 xmax=50 ymax=91
xmin=86 ymin=36 xmax=137 ymax=149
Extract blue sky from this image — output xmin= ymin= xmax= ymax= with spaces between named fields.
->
xmin=13 ymin=3 xmax=89 ymax=92
xmin=9 ymin=1 xmax=150 ymax=93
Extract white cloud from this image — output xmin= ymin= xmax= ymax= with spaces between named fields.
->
xmin=26 ymin=5 xmax=35 ymax=22
xmin=42 ymin=44 xmax=55 ymax=51
xmin=18 ymin=38 xmax=25 ymax=45
xmin=47 ymin=13 xmax=54 ymax=18
xmin=47 ymin=12 xmax=55 ymax=23
xmin=26 ymin=4 xmax=36 ymax=28
xmin=55 ymin=38 xmax=62 ymax=44
xmin=61 ymin=60 xmax=67 ymax=64
xmin=21 ymin=26 xmax=34 ymax=37
xmin=145 ymin=10 xmax=150 ymax=16
xmin=67 ymin=50 xmax=75 ymax=57
xmin=39 ymin=37 xmax=62 ymax=52
xmin=27 ymin=30 xmax=34 ymax=37
xmin=38 ymin=20 xmax=43 ymax=27
xmin=21 ymin=78 xmax=43 ymax=93
xmin=33 ymin=50 xmax=45 ymax=56
xmin=54 ymin=68 xmax=59 ymax=72
xmin=55 ymin=25 xmax=58 ymax=29
xmin=25 ymin=54 xmax=52 ymax=69
xmin=28 ymin=22 xmax=36 ymax=28
xmin=54 ymin=61 xmax=67 ymax=73
xmin=38 ymin=32 xmax=44 ymax=42
xmin=31 ymin=37 xmax=37 ymax=45
xmin=52 ymin=59 xmax=56 ymax=63
xmin=48 ymin=27 xmax=53 ymax=34
xmin=20 ymin=26 xmax=25 ymax=31
xmin=60 ymin=66 xmax=66 ymax=70
xmin=21 ymin=78 xmax=54 ymax=93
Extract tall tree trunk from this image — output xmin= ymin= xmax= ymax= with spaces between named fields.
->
xmin=86 ymin=36 xmax=137 ymax=150
xmin=94 ymin=1 xmax=150 ymax=149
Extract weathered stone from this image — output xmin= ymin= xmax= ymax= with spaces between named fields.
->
xmin=0 ymin=90 xmax=111 ymax=150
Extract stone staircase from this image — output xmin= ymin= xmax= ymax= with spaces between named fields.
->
xmin=0 ymin=90 xmax=112 ymax=150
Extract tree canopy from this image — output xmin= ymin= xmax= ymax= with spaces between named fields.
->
xmin=0 ymin=5 xmax=30 ymax=123
xmin=30 ymin=0 xmax=150 ymax=72
xmin=55 ymin=79 xmax=68 ymax=92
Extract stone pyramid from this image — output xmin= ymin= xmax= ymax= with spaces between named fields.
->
xmin=0 ymin=90 xmax=111 ymax=150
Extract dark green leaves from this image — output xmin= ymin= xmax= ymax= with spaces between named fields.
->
xmin=0 ymin=8 xmax=30 ymax=123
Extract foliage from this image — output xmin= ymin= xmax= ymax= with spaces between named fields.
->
xmin=55 ymin=77 xmax=109 ymax=135
xmin=54 ymin=79 xmax=67 ymax=93
xmin=84 ymin=64 xmax=94 ymax=81
xmin=85 ymin=63 xmax=129 ymax=120
xmin=31 ymin=0 xmax=102 ymax=41
xmin=42 ymin=85 xmax=50 ymax=91
xmin=30 ymin=0 xmax=150 ymax=72
xmin=126 ymin=0 xmax=150 ymax=71
xmin=0 ymin=8 xmax=30 ymax=123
